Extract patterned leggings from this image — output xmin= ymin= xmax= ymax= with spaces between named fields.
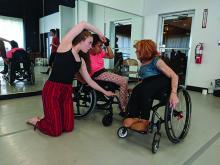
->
xmin=95 ymin=72 xmax=128 ymax=111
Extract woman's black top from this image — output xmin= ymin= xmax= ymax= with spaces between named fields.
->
xmin=49 ymin=49 xmax=82 ymax=84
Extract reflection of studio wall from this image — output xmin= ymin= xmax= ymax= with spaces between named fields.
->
xmin=39 ymin=5 xmax=75 ymax=58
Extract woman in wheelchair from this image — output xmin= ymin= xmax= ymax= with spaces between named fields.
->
xmin=0 ymin=38 xmax=23 ymax=74
xmin=123 ymin=39 xmax=179 ymax=132
xmin=89 ymin=34 xmax=128 ymax=116
xmin=27 ymin=22 xmax=115 ymax=137
xmin=0 ymin=39 xmax=34 ymax=84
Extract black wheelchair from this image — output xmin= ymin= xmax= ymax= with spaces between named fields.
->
xmin=73 ymin=79 xmax=120 ymax=126
xmin=5 ymin=49 xmax=35 ymax=85
xmin=117 ymin=86 xmax=192 ymax=153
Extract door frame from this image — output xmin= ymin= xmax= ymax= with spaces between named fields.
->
xmin=157 ymin=10 xmax=195 ymax=86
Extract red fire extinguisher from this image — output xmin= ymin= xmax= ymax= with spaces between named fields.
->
xmin=195 ymin=43 xmax=203 ymax=64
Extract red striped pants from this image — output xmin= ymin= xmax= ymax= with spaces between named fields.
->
xmin=36 ymin=80 xmax=74 ymax=136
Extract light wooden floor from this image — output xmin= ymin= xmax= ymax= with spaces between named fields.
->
xmin=0 ymin=90 xmax=220 ymax=165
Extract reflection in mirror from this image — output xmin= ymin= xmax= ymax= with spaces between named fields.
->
xmin=77 ymin=0 xmax=143 ymax=78
xmin=0 ymin=65 xmax=47 ymax=96
xmin=0 ymin=0 xmax=48 ymax=98
xmin=0 ymin=0 xmax=143 ymax=98
xmin=75 ymin=0 xmax=144 ymax=82
xmin=0 ymin=0 xmax=75 ymax=98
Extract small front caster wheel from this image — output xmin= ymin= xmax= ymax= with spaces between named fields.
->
xmin=152 ymin=132 xmax=161 ymax=153
xmin=117 ymin=127 xmax=128 ymax=138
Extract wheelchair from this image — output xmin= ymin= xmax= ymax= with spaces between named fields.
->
xmin=117 ymin=85 xmax=192 ymax=153
xmin=73 ymin=79 xmax=120 ymax=126
xmin=5 ymin=49 xmax=35 ymax=85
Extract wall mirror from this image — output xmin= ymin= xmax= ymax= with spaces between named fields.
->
xmin=0 ymin=0 xmax=75 ymax=98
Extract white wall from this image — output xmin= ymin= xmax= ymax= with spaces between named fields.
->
xmin=81 ymin=0 xmax=144 ymax=16
xmin=144 ymin=0 xmax=220 ymax=89
xmin=59 ymin=5 xmax=75 ymax=39
xmin=39 ymin=13 xmax=60 ymax=34
xmin=77 ymin=0 xmax=89 ymax=22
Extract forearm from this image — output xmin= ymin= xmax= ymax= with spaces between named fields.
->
xmin=170 ymin=73 xmax=178 ymax=94
xmin=64 ymin=21 xmax=102 ymax=42
xmin=79 ymin=59 xmax=107 ymax=95
xmin=106 ymin=46 xmax=114 ymax=59
xmin=0 ymin=37 xmax=10 ymax=42
xmin=51 ymin=43 xmax=58 ymax=47
xmin=59 ymin=21 xmax=103 ymax=52
xmin=83 ymin=22 xmax=103 ymax=36
xmin=87 ymin=79 xmax=106 ymax=94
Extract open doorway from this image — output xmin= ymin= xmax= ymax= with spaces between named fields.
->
xmin=109 ymin=20 xmax=131 ymax=74
xmin=115 ymin=24 xmax=131 ymax=59
xmin=109 ymin=21 xmax=132 ymax=59
xmin=158 ymin=11 xmax=194 ymax=85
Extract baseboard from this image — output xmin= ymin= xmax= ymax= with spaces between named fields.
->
xmin=0 ymin=91 xmax=42 ymax=100
xmin=186 ymin=86 xmax=208 ymax=92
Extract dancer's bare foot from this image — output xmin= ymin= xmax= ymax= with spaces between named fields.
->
xmin=37 ymin=116 xmax=42 ymax=120
xmin=26 ymin=116 xmax=40 ymax=127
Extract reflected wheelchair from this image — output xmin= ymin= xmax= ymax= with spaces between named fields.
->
xmin=6 ymin=49 xmax=35 ymax=85
xmin=73 ymin=79 xmax=120 ymax=126
xmin=117 ymin=86 xmax=192 ymax=153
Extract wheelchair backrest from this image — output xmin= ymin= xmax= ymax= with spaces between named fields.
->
xmin=11 ymin=49 xmax=30 ymax=69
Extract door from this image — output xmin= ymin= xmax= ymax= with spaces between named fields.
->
xmin=158 ymin=11 xmax=194 ymax=85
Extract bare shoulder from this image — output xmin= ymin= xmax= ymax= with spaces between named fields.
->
xmin=57 ymin=41 xmax=72 ymax=53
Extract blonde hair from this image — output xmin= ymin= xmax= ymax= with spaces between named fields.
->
xmin=133 ymin=39 xmax=159 ymax=62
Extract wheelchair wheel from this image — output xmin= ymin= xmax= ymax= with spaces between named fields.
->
xmin=164 ymin=87 xmax=192 ymax=143
xmin=102 ymin=113 xmax=113 ymax=126
xmin=8 ymin=63 xmax=15 ymax=85
xmin=117 ymin=127 xmax=128 ymax=138
xmin=73 ymin=84 xmax=96 ymax=118
xmin=152 ymin=132 xmax=161 ymax=153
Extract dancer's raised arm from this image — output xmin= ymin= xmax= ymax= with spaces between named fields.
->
xmin=58 ymin=21 xmax=106 ymax=52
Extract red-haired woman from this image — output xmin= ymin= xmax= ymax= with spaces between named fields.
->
xmin=123 ymin=39 xmax=179 ymax=131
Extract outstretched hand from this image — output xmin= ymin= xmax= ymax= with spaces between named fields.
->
xmin=169 ymin=93 xmax=179 ymax=109
xmin=104 ymin=90 xmax=116 ymax=97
